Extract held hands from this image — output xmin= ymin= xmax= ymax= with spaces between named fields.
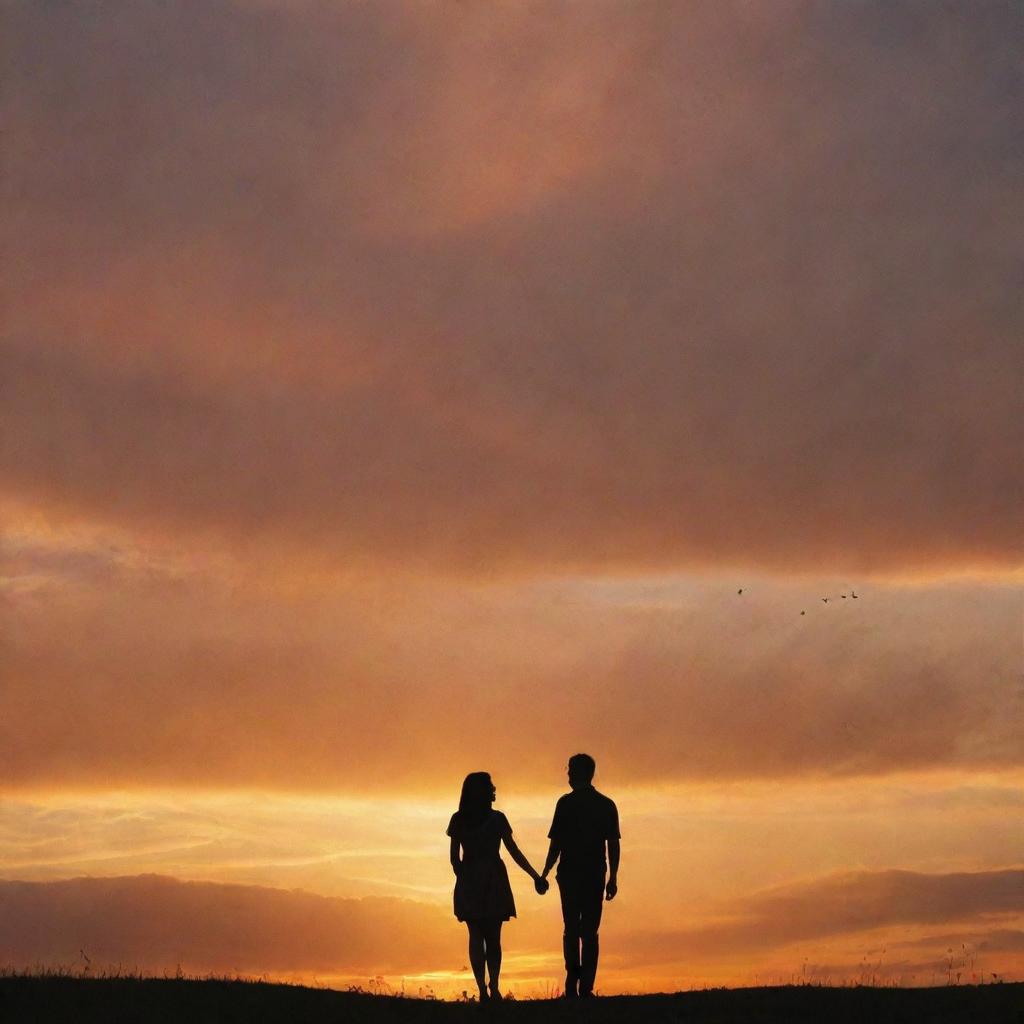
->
xmin=534 ymin=875 xmax=550 ymax=896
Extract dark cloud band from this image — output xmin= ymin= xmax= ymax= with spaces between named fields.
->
xmin=3 ymin=2 xmax=1022 ymax=575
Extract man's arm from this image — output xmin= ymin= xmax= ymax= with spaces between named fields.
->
xmin=541 ymin=838 xmax=560 ymax=879
xmin=606 ymin=838 xmax=619 ymax=900
xmin=543 ymin=798 xmax=564 ymax=881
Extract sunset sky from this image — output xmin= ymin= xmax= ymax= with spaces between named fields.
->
xmin=2 ymin=0 xmax=1023 ymax=996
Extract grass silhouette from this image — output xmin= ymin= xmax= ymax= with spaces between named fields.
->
xmin=1 ymin=971 xmax=1022 ymax=1024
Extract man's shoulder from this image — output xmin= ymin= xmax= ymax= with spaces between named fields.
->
xmin=591 ymin=789 xmax=618 ymax=812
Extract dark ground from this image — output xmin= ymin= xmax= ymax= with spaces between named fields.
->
xmin=0 ymin=976 xmax=1022 ymax=1024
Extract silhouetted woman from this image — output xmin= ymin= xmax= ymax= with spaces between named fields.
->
xmin=447 ymin=772 xmax=544 ymax=1001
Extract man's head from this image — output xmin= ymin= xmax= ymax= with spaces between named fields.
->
xmin=567 ymin=753 xmax=596 ymax=789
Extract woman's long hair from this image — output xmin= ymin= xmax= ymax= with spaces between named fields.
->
xmin=456 ymin=772 xmax=494 ymax=827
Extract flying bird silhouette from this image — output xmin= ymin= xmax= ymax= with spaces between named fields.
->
xmin=822 ymin=597 xmax=829 ymax=603
xmin=851 ymin=590 xmax=859 ymax=598
xmin=737 ymin=588 xmax=743 ymax=595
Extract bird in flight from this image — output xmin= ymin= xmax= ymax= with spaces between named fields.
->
xmin=737 ymin=588 xmax=743 ymax=595
xmin=851 ymin=590 xmax=859 ymax=598
xmin=822 ymin=597 xmax=829 ymax=603
xmin=800 ymin=610 xmax=806 ymax=615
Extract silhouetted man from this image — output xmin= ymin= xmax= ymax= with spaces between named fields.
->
xmin=540 ymin=753 xmax=620 ymax=998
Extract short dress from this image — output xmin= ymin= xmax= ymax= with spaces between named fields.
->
xmin=447 ymin=809 xmax=517 ymax=923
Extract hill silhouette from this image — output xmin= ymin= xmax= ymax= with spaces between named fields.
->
xmin=1 ymin=975 xmax=1021 ymax=1024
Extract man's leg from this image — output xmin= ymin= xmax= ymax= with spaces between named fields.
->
xmin=557 ymin=876 xmax=581 ymax=998
xmin=578 ymin=874 xmax=606 ymax=997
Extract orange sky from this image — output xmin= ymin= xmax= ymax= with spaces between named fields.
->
xmin=2 ymin=0 xmax=1023 ymax=997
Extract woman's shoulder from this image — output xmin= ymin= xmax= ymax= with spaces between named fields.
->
xmin=446 ymin=812 xmax=460 ymax=836
xmin=492 ymin=809 xmax=512 ymax=835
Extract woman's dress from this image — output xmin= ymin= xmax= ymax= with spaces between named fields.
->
xmin=447 ymin=809 xmax=517 ymax=923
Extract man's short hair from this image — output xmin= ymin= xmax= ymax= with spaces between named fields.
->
xmin=568 ymin=753 xmax=596 ymax=782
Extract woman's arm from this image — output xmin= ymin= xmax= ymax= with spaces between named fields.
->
xmin=450 ymin=836 xmax=462 ymax=876
xmin=502 ymin=833 xmax=540 ymax=881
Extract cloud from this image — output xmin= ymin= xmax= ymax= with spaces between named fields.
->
xmin=890 ymin=928 xmax=1024 ymax=955
xmin=2 ymin=868 xmax=1020 ymax=987
xmin=2 ymin=539 xmax=1021 ymax=789
xmin=624 ymin=867 xmax=1024 ymax=964
xmin=2 ymin=1 xmax=1022 ymax=576
xmin=0 ymin=875 xmax=453 ymax=975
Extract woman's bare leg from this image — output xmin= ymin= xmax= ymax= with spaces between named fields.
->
xmin=467 ymin=922 xmax=487 ymax=1000
xmin=483 ymin=920 xmax=503 ymax=998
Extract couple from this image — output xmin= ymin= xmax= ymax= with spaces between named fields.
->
xmin=446 ymin=753 xmax=620 ymax=1001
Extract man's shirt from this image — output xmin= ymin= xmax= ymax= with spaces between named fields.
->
xmin=548 ymin=786 xmax=620 ymax=878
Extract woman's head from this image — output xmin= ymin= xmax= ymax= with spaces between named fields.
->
xmin=458 ymin=772 xmax=495 ymax=825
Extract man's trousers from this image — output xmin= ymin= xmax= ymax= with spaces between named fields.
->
xmin=557 ymin=872 xmax=605 ymax=995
